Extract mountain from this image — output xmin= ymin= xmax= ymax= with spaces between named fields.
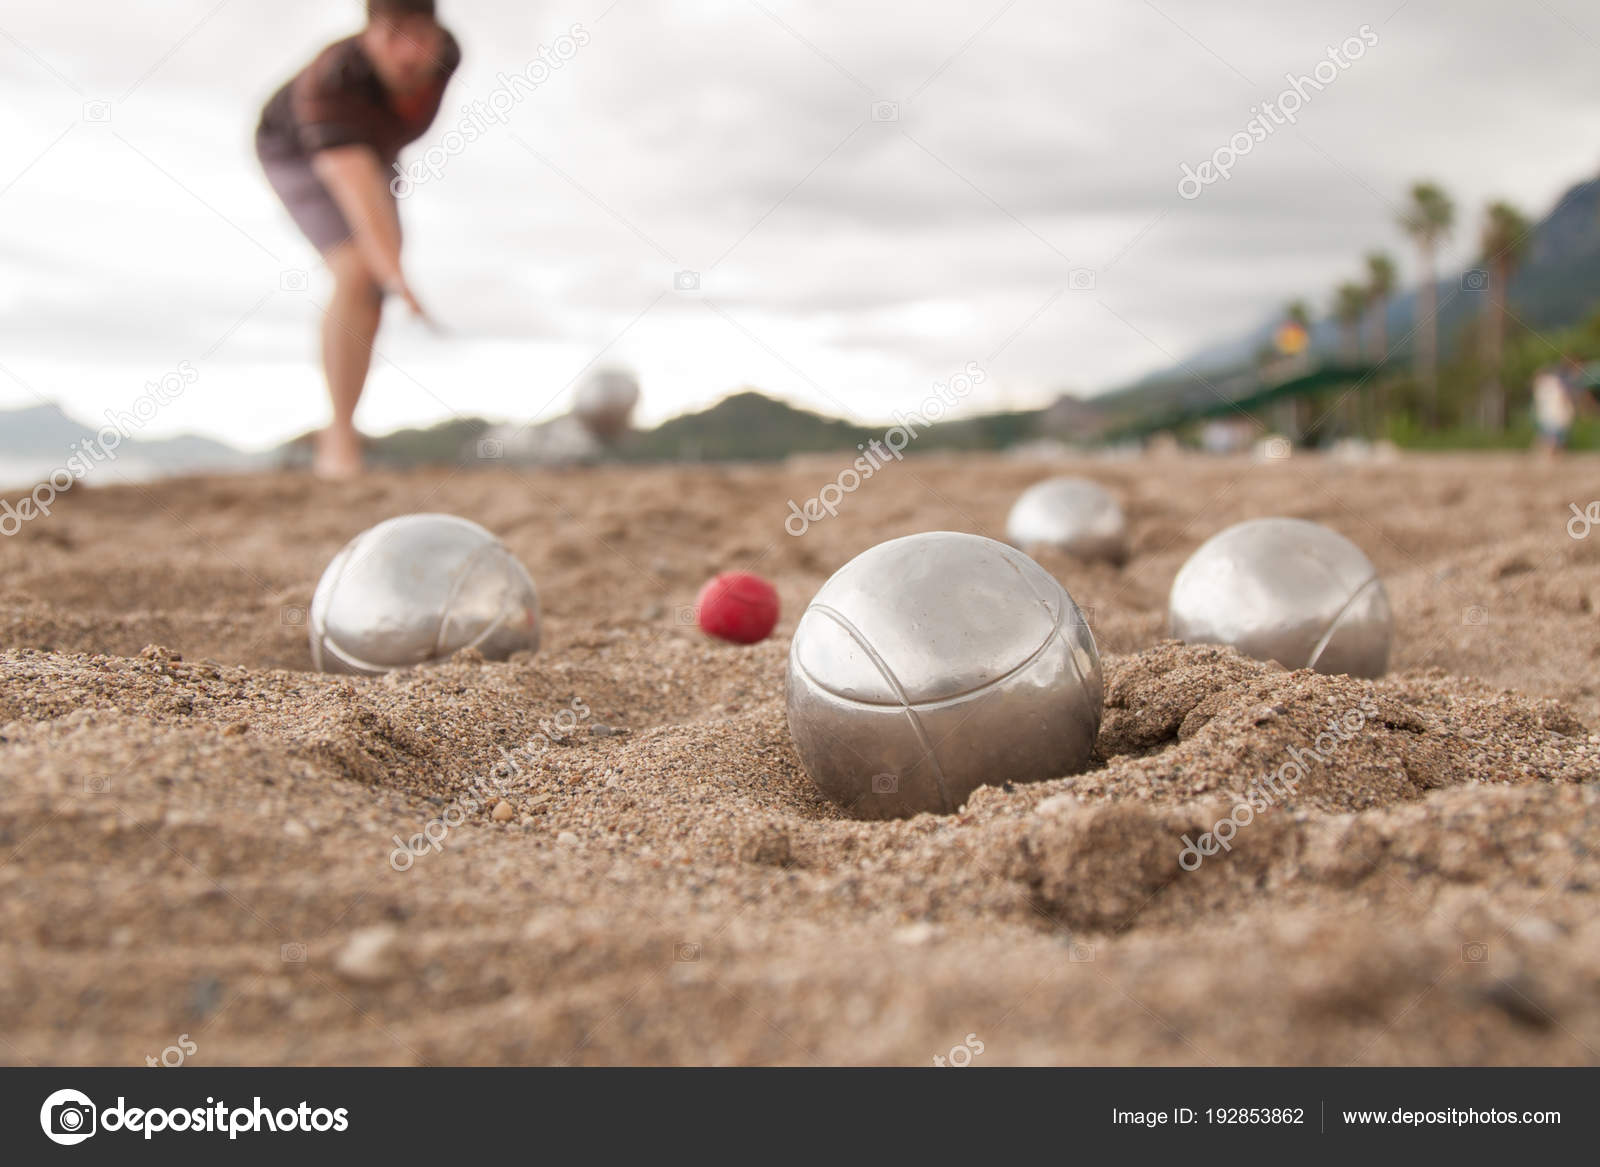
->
xmin=618 ymin=391 xmax=880 ymax=462
xmin=0 ymin=403 xmax=101 ymax=454
xmin=0 ymin=402 xmax=265 ymax=489
xmin=615 ymin=390 xmax=1082 ymax=462
xmin=1490 ymin=174 xmax=1600 ymax=331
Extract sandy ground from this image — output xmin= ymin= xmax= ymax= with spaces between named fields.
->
xmin=2 ymin=450 xmax=1600 ymax=1066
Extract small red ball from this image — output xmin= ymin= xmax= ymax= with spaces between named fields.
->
xmin=695 ymin=572 xmax=779 ymax=644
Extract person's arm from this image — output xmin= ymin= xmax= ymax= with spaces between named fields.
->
xmin=311 ymin=145 xmax=428 ymax=318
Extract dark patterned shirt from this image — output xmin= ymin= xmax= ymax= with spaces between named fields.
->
xmin=257 ymin=32 xmax=461 ymax=166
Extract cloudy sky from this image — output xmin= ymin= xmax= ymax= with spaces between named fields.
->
xmin=2 ymin=0 xmax=1599 ymax=451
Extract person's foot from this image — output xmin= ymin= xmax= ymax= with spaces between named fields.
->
xmin=314 ymin=426 xmax=364 ymax=480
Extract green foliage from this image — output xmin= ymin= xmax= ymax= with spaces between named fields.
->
xmin=1334 ymin=282 xmax=1370 ymax=324
xmin=1365 ymin=306 xmax=1600 ymax=443
xmin=1365 ymin=252 xmax=1397 ymax=298
xmin=1481 ymin=201 xmax=1532 ymax=266
xmin=1399 ymin=181 xmax=1455 ymax=243
xmin=1387 ymin=417 xmax=1600 ymax=451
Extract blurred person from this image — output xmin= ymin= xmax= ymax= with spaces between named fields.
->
xmin=1530 ymin=358 xmax=1586 ymax=458
xmin=256 ymin=0 xmax=460 ymax=478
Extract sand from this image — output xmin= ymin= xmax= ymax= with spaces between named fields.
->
xmin=2 ymin=450 xmax=1599 ymax=1066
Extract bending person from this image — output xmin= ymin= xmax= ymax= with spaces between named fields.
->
xmin=256 ymin=0 xmax=460 ymax=478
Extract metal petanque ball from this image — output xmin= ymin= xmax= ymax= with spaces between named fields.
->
xmin=573 ymin=368 xmax=640 ymax=443
xmin=786 ymin=531 xmax=1103 ymax=819
xmin=1005 ymin=477 xmax=1127 ymax=563
xmin=310 ymin=514 xmax=540 ymax=675
xmin=1168 ymin=517 xmax=1391 ymax=678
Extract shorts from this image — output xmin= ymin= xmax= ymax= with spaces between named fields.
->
xmin=256 ymin=131 xmax=395 ymax=256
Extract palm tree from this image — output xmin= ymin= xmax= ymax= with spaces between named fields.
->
xmin=1333 ymin=283 xmax=1370 ymax=363
xmin=1362 ymin=252 xmax=1400 ymax=434
xmin=1398 ymin=182 xmax=1455 ymax=424
xmin=1364 ymin=252 xmax=1397 ymax=361
xmin=1285 ymin=300 xmax=1312 ymax=331
xmin=1477 ymin=200 xmax=1532 ymax=428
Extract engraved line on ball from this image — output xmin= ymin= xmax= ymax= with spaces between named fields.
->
xmin=317 ymin=640 xmax=395 ymax=676
xmin=1305 ymin=574 xmax=1384 ymax=673
xmin=431 ymin=541 xmax=503 ymax=658
xmin=799 ymin=596 xmax=1081 ymax=708
xmin=807 ymin=602 xmax=952 ymax=811
xmin=309 ymin=543 xmax=356 ymax=673
xmin=1003 ymin=548 xmax=1103 ymax=746
xmin=432 ymin=540 xmax=537 ymax=659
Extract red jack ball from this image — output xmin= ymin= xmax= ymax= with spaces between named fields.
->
xmin=696 ymin=572 xmax=779 ymax=644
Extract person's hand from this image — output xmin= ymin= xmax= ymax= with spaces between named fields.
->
xmin=384 ymin=277 xmax=437 ymax=329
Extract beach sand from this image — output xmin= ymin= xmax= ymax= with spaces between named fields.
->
xmin=3 ymin=450 xmax=1599 ymax=1065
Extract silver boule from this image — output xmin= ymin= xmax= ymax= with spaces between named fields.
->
xmin=573 ymin=368 xmax=640 ymax=443
xmin=1168 ymin=517 xmax=1391 ymax=677
xmin=786 ymin=531 xmax=1102 ymax=819
xmin=1005 ymin=477 xmax=1127 ymax=562
xmin=310 ymin=514 xmax=540 ymax=675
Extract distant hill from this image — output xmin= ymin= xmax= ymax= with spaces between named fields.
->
xmin=618 ymin=391 xmax=879 ymax=462
xmin=616 ymin=390 xmax=1085 ymax=462
xmin=0 ymin=402 xmax=266 ymax=488
xmin=270 ymin=390 xmax=1095 ymax=468
xmin=1 ymin=386 xmax=1103 ymax=485
xmin=1491 ymin=174 xmax=1600 ymax=332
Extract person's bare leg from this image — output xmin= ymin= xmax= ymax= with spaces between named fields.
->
xmin=315 ymin=241 xmax=384 ymax=479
